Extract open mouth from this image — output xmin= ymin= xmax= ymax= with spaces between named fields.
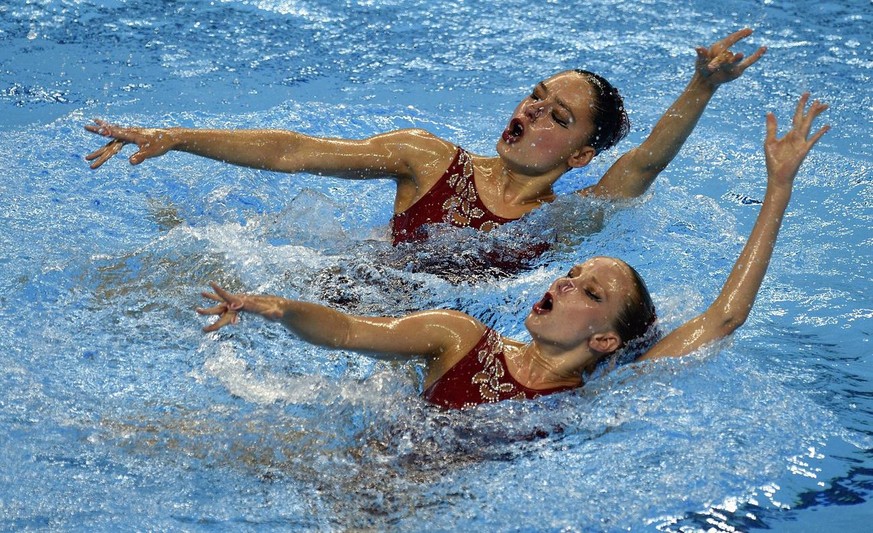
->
xmin=502 ymin=118 xmax=524 ymax=144
xmin=532 ymin=292 xmax=553 ymax=314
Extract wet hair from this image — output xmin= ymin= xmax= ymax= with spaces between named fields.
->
xmin=612 ymin=262 xmax=657 ymax=355
xmin=573 ymin=69 xmax=630 ymax=155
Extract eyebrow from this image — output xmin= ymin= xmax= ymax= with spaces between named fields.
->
xmin=537 ymin=82 xmax=576 ymax=123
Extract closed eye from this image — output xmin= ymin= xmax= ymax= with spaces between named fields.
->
xmin=585 ymin=289 xmax=602 ymax=302
xmin=530 ymin=82 xmax=549 ymax=102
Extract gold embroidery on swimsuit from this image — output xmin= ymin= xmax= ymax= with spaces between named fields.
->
xmin=471 ymin=330 xmax=526 ymax=403
xmin=443 ymin=150 xmax=488 ymax=228
xmin=478 ymin=220 xmax=499 ymax=232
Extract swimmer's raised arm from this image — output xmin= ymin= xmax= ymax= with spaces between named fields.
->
xmin=588 ymin=28 xmax=766 ymax=199
xmin=639 ymin=93 xmax=829 ymax=361
xmin=85 ymin=120 xmax=453 ymax=181
xmin=197 ymin=283 xmax=484 ymax=362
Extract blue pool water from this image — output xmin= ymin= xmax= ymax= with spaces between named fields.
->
xmin=1 ymin=0 xmax=871 ymax=530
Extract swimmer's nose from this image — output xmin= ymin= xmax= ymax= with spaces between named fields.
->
xmin=525 ymin=103 xmax=545 ymax=121
xmin=555 ymin=278 xmax=575 ymax=293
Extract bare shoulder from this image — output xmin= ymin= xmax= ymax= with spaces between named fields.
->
xmin=364 ymin=128 xmax=455 ymax=173
xmin=375 ymin=128 xmax=455 ymax=152
xmin=388 ymin=130 xmax=461 ymax=209
xmin=406 ymin=310 xmax=489 ymax=385
xmin=401 ymin=309 xmax=487 ymax=341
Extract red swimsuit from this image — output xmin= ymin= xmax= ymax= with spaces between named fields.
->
xmin=391 ymin=147 xmax=518 ymax=245
xmin=423 ymin=328 xmax=576 ymax=410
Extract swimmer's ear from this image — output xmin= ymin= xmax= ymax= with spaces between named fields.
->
xmin=567 ymin=146 xmax=596 ymax=169
xmin=589 ymin=331 xmax=621 ymax=355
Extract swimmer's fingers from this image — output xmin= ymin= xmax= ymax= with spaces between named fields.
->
xmin=200 ymin=291 xmax=222 ymax=302
xmin=772 ymin=94 xmax=830 ymax=148
xmin=85 ymin=120 xmax=139 ymax=168
xmin=695 ymin=46 xmax=716 ymax=66
xmin=201 ymin=309 xmax=239 ymax=333
xmin=795 ymin=95 xmax=831 ymax=147
xmin=198 ymin=286 xmax=242 ymax=332
xmin=792 ymin=92 xmax=811 ymax=126
xmin=705 ymin=49 xmax=744 ymax=72
xmin=209 ymin=283 xmax=241 ymax=307
xmin=196 ymin=301 xmax=227 ymax=316
xmin=807 ymin=124 xmax=831 ymax=149
xmin=766 ymin=111 xmax=778 ymax=144
xmin=85 ymin=119 xmax=173 ymax=166
xmin=204 ymin=283 xmax=246 ymax=312
xmin=83 ymin=141 xmax=110 ymax=161
xmin=85 ymin=119 xmax=136 ymax=144
xmin=200 ymin=288 xmax=228 ymax=304
xmin=695 ymin=46 xmax=741 ymax=81
xmin=128 ymin=144 xmax=155 ymax=166
xmin=85 ymin=139 xmax=127 ymax=169
xmin=706 ymin=46 xmax=764 ymax=75
xmin=789 ymin=93 xmax=828 ymax=133
xmin=84 ymin=118 xmax=113 ymax=136
xmin=764 ymin=94 xmax=829 ymax=184
xmin=714 ymin=28 xmax=754 ymax=51
xmin=696 ymin=28 xmax=764 ymax=83
xmin=736 ymin=46 xmax=767 ymax=71
xmin=793 ymin=93 xmax=829 ymax=126
xmin=696 ymin=28 xmax=750 ymax=62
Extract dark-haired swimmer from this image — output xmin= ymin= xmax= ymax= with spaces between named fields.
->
xmin=197 ymin=94 xmax=828 ymax=409
xmin=87 ymin=30 xmax=764 ymax=253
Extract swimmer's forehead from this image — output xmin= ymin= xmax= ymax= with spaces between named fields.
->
xmin=568 ymin=257 xmax=633 ymax=288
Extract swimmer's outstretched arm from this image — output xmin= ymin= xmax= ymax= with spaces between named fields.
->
xmin=639 ymin=93 xmax=829 ymax=361
xmin=588 ymin=28 xmax=766 ymax=199
xmin=197 ymin=283 xmax=484 ymax=362
xmin=85 ymin=120 xmax=452 ymax=180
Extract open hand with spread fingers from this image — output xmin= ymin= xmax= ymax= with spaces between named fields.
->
xmin=764 ymin=92 xmax=830 ymax=190
xmin=694 ymin=28 xmax=767 ymax=87
xmin=84 ymin=119 xmax=175 ymax=169
xmin=196 ymin=283 xmax=245 ymax=333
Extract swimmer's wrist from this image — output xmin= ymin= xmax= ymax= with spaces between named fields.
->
xmin=162 ymin=128 xmax=186 ymax=151
xmin=688 ymin=74 xmax=719 ymax=94
xmin=764 ymin=182 xmax=793 ymax=204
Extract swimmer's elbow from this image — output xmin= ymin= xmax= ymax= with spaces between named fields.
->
xmin=600 ymin=149 xmax=663 ymax=199
xmin=324 ymin=314 xmax=361 ymax=350
xmin=722 ymin=314 xmax=748 ymax=336
xmin=711 ymin=305 xmax=751 ymax=338
xmin=625 ymin=145 xmax=669 ymax=172
xmin=295 ymin=324 xmax=350 ymax=350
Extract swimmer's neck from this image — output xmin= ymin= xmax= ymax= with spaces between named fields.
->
xmin=507 ymin=341 xmax=589 ymax=389
xmin=486 ymin=158 xmax=563 ymax=206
